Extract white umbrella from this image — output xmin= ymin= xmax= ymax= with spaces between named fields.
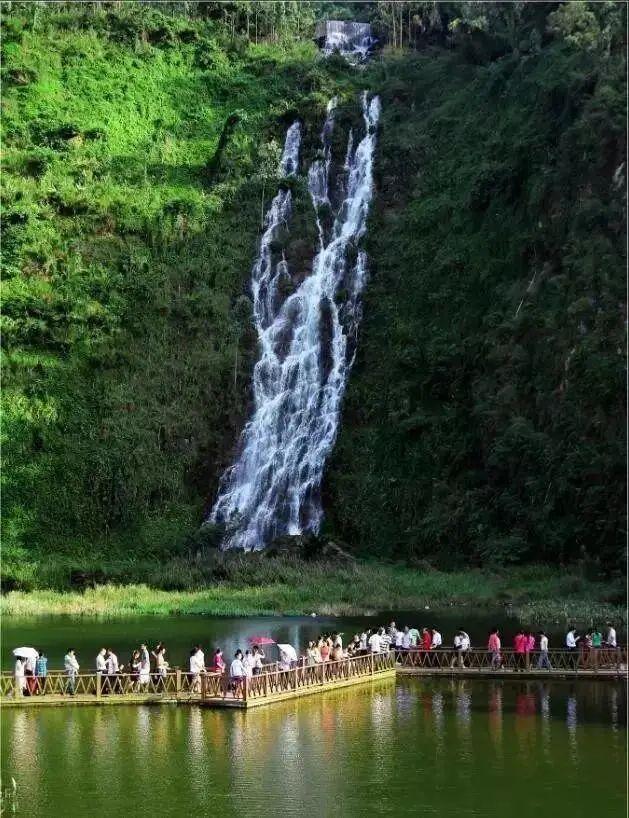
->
xmin=277 ymin=644 xmax=297 ymax=662
xmin=13 ymin=647 xmax=38 ymax=660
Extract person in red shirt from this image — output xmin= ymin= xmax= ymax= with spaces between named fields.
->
xmin=514 ymin=629 xmax=527 ymax=671
xmin=488 ymin=628 xmax=502 ymax=669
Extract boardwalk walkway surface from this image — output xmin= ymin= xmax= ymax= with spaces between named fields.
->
xmin=1 ymin=648 xmax=625 ymax=710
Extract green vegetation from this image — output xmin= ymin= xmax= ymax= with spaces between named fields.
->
xmin=2 ymin=2 xmax=625 ymax=593
xmin=1 ymin=3 xmax=355 ymax=576
xmin=326 ymin=5 xmax=626 ymax=573
xmin=1 ymin=556 xmax=624 ymax=621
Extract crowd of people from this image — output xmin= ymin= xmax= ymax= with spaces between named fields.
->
xmin=11 ymin=621 xmax=620 ymax=696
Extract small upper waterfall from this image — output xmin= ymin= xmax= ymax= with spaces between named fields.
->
xmin=210 ymin=93 xmax=381 ymax=550
xmin=314 ymin=20 xmax=377 ymax=61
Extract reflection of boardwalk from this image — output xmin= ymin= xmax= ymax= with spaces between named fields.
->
xmin=1 ymin=652 xmax=396 ymax=709
xmin=396 ymin=647 xmax=627 ymax=680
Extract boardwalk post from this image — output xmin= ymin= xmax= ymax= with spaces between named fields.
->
xmin=370 ymin=652 xmax=374 ymax=675
xmin=96 ymin=673 xmax=101 ymax=699
xmin=294 ymin=666 xmax=298 ymax=690
xmin=243 ymin=677 xmax=248 ymax=703
xmin=175 ymin=668 xmax=181 ymax=694
xmin=593 ymin=650 xmax=598 ymax=673
xmin=201 ymin=673 xmax=206 ymax=700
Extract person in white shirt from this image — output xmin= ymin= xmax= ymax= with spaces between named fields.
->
xmin=64 ymin=649 xmax=80 ymax=695
xmin=451 ymin=633 xmax=463 ymax=668
xmin=95 ymin=648 xmax=107 ymax=675
xmin=189 ymin=646 xmax=205 ymax=693
xmin=565 ymin=627 xmax=578 ymax=669
xmin=605 ymin=623 xmax=617 ymax=648
xmin=332 ymin=633 xmax=343 ymax=650
xmin=401 ymin=627 xmax=412 ymax=650
xmin=360 ymin=632 xmax=368 ymax=651
xmin=242 ymin=650 xmax=255 ymax=678
xmin=105 ymin=649 xmax=119 ymax=675
xmin=537 ymin=631 xmax=551 ymax=669
xmin=395 ymin=630 xmax=404 ymax=650
xmin=252 ymin=645 xmax=265 ymax=675
xmin=431 ymin=629 xmax=442 ymax=649
xmin=368 ymin=631 xmax=382 ymax=653
xmin=379 ymin=628 xmax=391 ymax=654
xmin=14 ymin=658 xmax=25 ymax=697
xmin=230 ymin=650 xmax=246 ymax=698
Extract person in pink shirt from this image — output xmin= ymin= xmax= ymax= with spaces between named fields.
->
xmin=514 ymin=629 xmax=527 ymax=671
xmin=488 ymin=628 xmax=502 ymax=670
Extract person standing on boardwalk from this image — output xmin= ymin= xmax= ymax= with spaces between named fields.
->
xmin=211 ymin=648 xmax=225 ymax=674
xmin=13 ymin=657 xmax=25 ymax=697
xmin=152 ymin=643 xmax=168 ymax=689
xmin=591 ymin=627 xmax=603 ymax=650
xmin=252 ymin=645 xmax=265 ymax=675
xmin=23 ymin=654 xmax=37 ymax=696
xmin=488 ymin=628 xmax=502 ymax=670
xmin=35 ymin=651 xmax=48 ymax=694
xmin=566 ymin=626 xmax=579 ymax=670
xmin=189 ymin=646 xmax=205 ymax=693
xmin=537 ymin=631 xmax=551 ymax=669
xmin=106 ymin=649 xmax=122 ymax=693
xmin=605 ymin=622 xmax=617 ymax=648
xmin=64 ymin=649 xmax=79 ymax=695
xmin=230 ymin=650 xmax=246 ymax=697
xmin=514 ymin=630 xmax=527 ymax=671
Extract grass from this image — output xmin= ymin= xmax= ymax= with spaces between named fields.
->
xmin=1 ymin=556 xmax=624 ymax=622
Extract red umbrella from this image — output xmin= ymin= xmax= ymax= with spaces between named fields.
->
xmin=247 ymin=636 xmax=276 ymax=645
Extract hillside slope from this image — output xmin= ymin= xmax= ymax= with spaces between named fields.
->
xmin=325 ymin=43 xmax=625 ymax=572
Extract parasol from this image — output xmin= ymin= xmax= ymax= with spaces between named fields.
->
xmin=13 ymin=647 xmax=38 ymax=660
xmin=277 ymin=643 xmax=298 ymax=662
xmin=247 ymin=636 xmax=276 ymax=645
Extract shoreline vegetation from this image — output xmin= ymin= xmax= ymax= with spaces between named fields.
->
xmin=1 ymin=557 xmax=624 ymax=624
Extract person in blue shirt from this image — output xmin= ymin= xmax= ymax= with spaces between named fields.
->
xmin=35 ymin=651 xmax=48 ymax=695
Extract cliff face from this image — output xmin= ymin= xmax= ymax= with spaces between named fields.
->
xmin=324 ymin=46 xmax=626 ymax=571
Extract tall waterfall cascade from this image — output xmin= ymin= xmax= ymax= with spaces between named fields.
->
xmin=209 ymin=92 xmax=381 ymax=550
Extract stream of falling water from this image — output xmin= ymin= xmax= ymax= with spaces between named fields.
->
xmin=210 ymin=93 xmax=380 ymax=550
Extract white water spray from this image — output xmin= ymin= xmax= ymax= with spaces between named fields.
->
xmin=210 ymin=93 xmax=380 ymax=550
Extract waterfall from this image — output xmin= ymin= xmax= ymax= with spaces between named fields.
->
xmin=316 ymin=21 xmax=377 ymax=62
xmin=210 ymin=93 xmax=381 ymax=550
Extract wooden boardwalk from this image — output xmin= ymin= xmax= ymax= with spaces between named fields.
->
xmin=1 ymin=648 xmax=625 ymax=710
xmin=1 ymin=652 xmax=396 ymax=710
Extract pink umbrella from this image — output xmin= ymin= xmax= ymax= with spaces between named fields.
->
xmin=247 ymin=636 xmax=276 ymax=645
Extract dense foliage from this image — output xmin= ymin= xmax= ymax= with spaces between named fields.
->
xmin=325 ymin=6 xmax=626 ymax=573
xmin=2 ymin=2 xmax=625 ymax=586
xmin=1 ymin=3 xmax=348 ymax=572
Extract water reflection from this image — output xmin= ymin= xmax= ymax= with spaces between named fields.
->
xmin=2 ymin=679 xmax=625 ymax=818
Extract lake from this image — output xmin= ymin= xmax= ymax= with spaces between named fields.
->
xmin=1 ymin=613 xmax=626 ymax=817
xmin=1 ymin=676 xmax=625 ymax=817
xmin=3 ymin=609 xmax=623 ymax=671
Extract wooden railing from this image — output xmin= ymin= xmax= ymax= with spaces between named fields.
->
xmin=394 ymin=647 xmax=627 ymax=673
xmin=240 ymin=651 xmax=394 ymax=702
xmin=0 ymin=652 xmax=396 ymax=703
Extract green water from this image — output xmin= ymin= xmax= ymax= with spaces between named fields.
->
xmin=1 ymin=614 xmax=626 ymax=816
xmin=1 ymin=678 xmax=625 ymax=817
